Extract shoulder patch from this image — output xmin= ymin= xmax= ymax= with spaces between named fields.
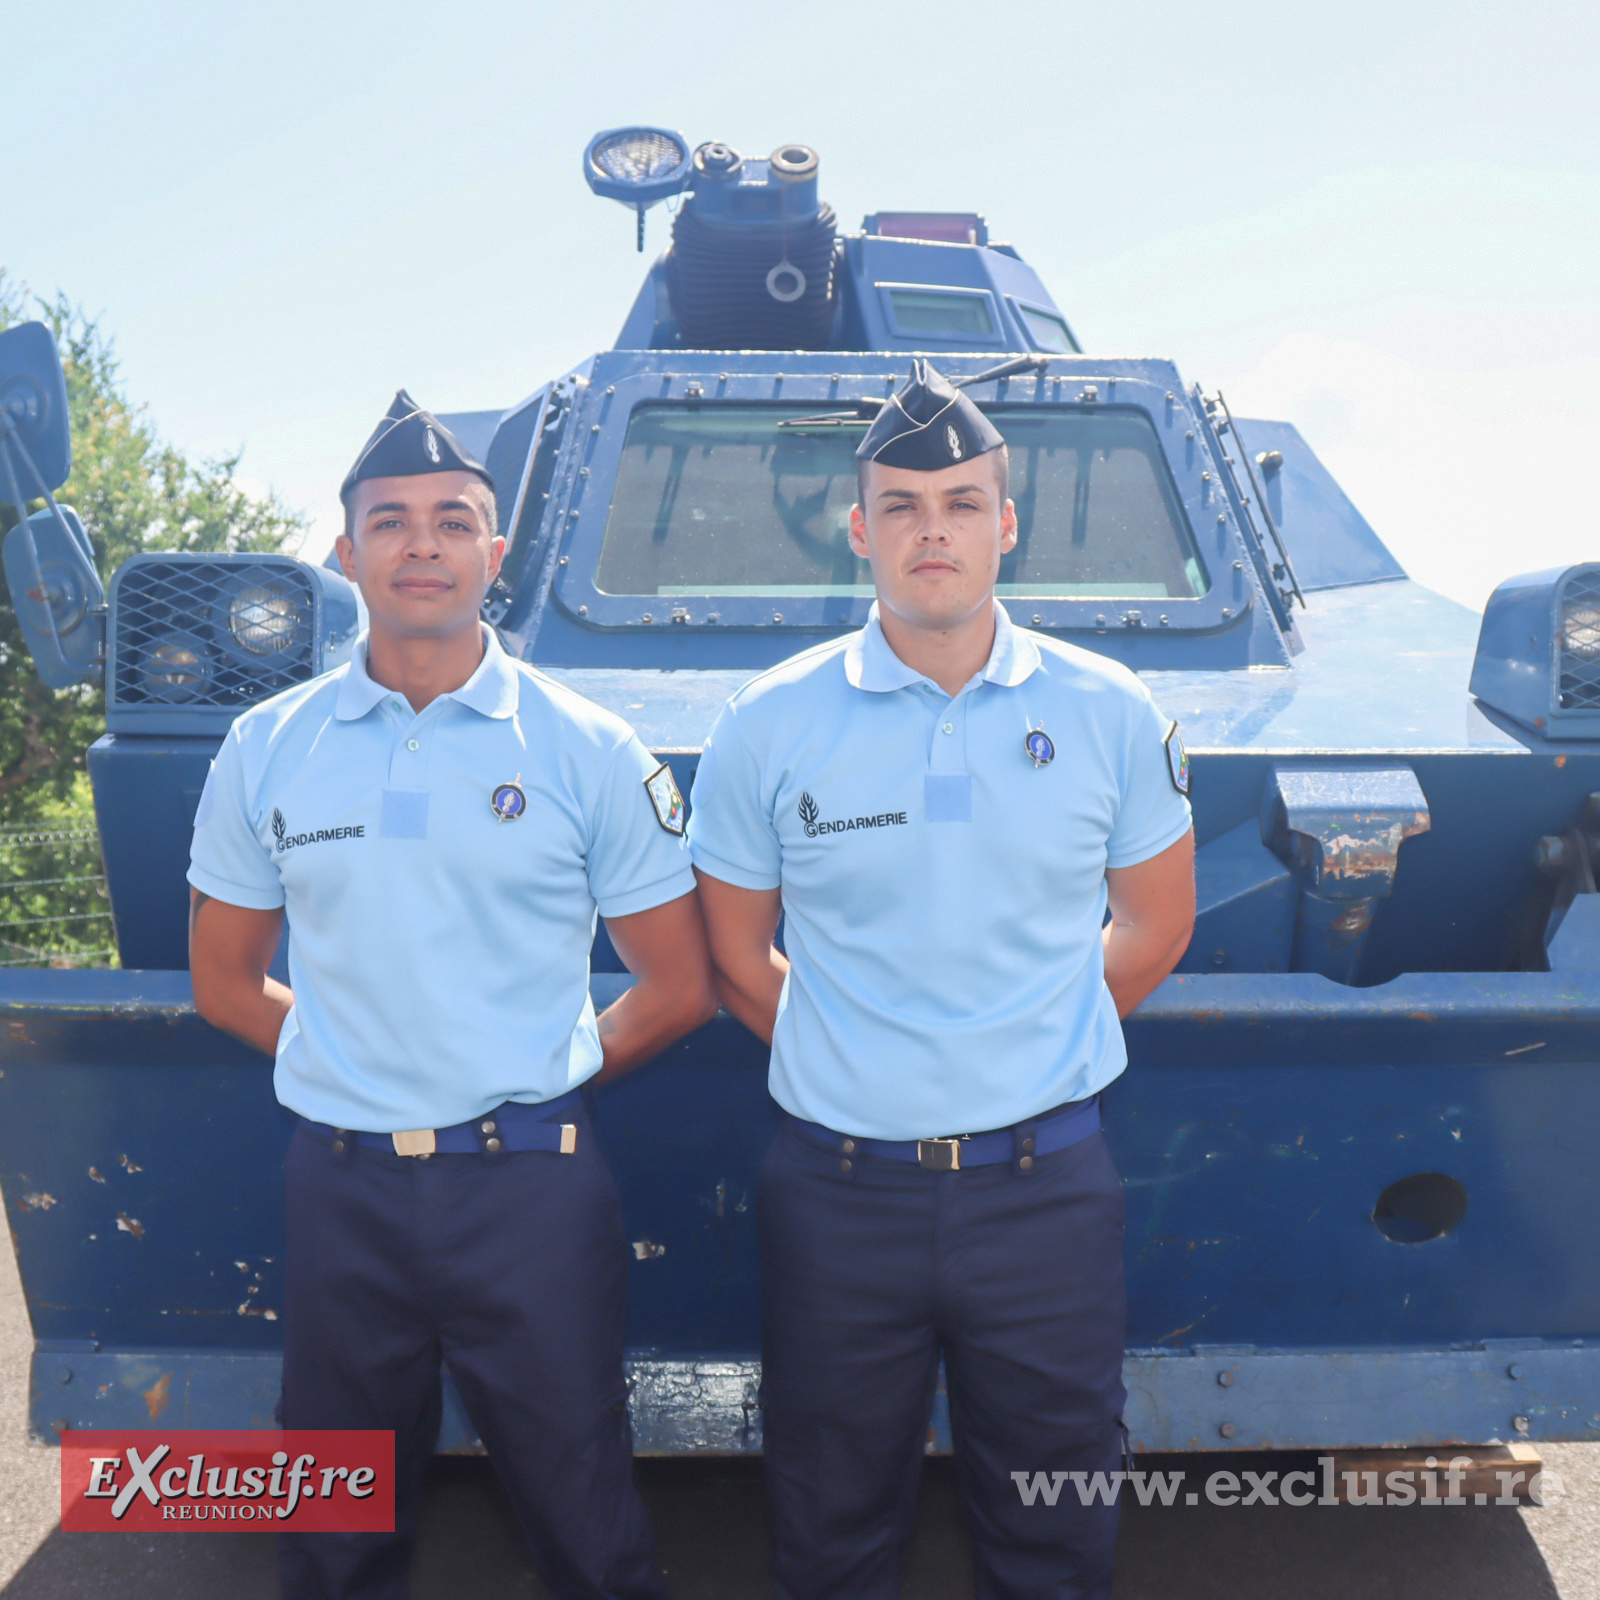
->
xmin=1163 ymin=722 xmax=1190 ymax=796
xmin=644 ymin=763 xmax=686 ymax=835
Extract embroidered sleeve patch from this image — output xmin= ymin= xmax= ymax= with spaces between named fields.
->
xmin=644 ymin=763 xmax=686 ymax=835
xmin=1164 ymin=722 xmax=1191 ymax=796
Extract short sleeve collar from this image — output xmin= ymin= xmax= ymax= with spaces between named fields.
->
xmin=843 ymin=600 xmax=1041 ymax=694
xmin=982 ymin=600 xmax=1042 ymax=688
xmin=447 ymin=626 xmax=521 ymax=719
xmin=843 ymin=604 xmax=923 ymax=692
xmin=334 ymin=625 xmax=520 ymax=721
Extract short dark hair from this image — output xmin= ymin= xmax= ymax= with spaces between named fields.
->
xmin=342 ymin=478 xmax=499 ymax=542
xmin=855 ymin=442 xmax=1010 ymax=511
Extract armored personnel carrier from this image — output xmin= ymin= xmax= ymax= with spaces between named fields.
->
xmin=3 ymin=129 xmax=1598 ymax=1457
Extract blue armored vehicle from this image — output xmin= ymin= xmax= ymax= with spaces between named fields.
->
xmin=4 ymin=129 xmax=1599 ymax=1458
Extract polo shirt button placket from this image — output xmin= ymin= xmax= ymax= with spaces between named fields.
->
xmin=929 ymin=691 xmax=969 ymax=776
xmin=392 ymin=712 xmax=432 ymax=789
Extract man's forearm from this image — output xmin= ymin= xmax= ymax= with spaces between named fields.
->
xmin=1102 ymin=832 xmax=1196 ymax=1018
xmin=596 ymin=977 xmax=716 ymax=1082
xmin=710 ymin=949 xmax=787 ymax=1045
xmin=593 ymin=893 xmax=718 ymax=1084
xmin=189 ymin=892 xmax=293 ymax=1056
xmin=693 ymin=872 xmax=787 ymax=1045
xmin=196 ymin=977 xmax=294 ymax=1058
xmin=1102 ymin=921 xmax=1189 ymax=1018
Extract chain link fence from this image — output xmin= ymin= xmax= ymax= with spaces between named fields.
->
xmin=0 ymin=817 xmax=117 ymax=968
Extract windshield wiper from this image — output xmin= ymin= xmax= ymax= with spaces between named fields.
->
xmin=951 ymin=355 xmax=1050 ymax=388
xmin=777 ymin=358 xmax=1052 ymax=430
xmin=777 ymin=399 xmax=884 ymax=430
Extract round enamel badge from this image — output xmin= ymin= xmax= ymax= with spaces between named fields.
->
xmin=490 ymin=781 xmax=527 ymax=822
xmin=1024 ymin=729 xmax=1055 ymax=768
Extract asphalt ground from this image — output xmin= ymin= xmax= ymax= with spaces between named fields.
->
xmin=5 ymin=1212 xmax=1598 ymax=1599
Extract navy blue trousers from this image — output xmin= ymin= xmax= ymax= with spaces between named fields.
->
xmin=758 ymin=1120 xmax=1127 ymax=1600
xmin=276 ymin=1117 xmax=665 ymax=1600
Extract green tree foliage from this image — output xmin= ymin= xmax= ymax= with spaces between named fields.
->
xmin=0 ymin=274 xmax=305 ymax=962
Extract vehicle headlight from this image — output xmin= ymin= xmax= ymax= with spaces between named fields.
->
xmin=1561 ymin=595 xmax=1600 ymax=663
xmin=228 ymin=583 xmax=300 ymax=655
xmin=591 ymin=129 xmax=689 ymax=188
xmin=582 ymin=127 xmax=693 ymax=228
xmin=140 ymin=635 xmax=212 ymax=701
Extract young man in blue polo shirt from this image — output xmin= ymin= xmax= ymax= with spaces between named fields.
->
xmin=188 ymin=394 xmax=715 ymax=1600
xmin=689 ymin=362 xmax=1195 ymax=1600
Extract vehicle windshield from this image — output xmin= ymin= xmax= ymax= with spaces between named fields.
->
xmin=594 ymin=404 xmax=1208 ymax=600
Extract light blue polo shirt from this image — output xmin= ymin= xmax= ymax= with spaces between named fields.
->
xmin=688 ymin=602 xmax=1192 ymax=1141
xmin=188 ymin=626 xmax=695 ymax=1132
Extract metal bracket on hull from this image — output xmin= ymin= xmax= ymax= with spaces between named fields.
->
xmin=1261 ymin=764 xmax=1431 ymax=984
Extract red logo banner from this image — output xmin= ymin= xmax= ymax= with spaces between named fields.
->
xmin=62 ymin=1431 xmax=395 ymax=1532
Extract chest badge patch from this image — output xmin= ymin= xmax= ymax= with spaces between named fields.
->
xmin=1164 ymin=724 xmax=1190 ymax=795
xmin=490 ymin=778 xmax=527 ymax=822
xmin=644 ymin=763 xmax=686 ymax=835
xmin=1024 ymin=727 xmax=1055 ymax=768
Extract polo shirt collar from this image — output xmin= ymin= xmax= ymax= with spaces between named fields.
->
xmin=334 ymin=625 xmax=520 ymax=721
xmin=843 ymin=600 xmax=1041 ymax=694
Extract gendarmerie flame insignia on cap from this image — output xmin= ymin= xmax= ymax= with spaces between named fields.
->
xmin=855 ymin=359 xmax=1006 ymax=472
xmin=340 ymin=390 xmax=495 ymax=502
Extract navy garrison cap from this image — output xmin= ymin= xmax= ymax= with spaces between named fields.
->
xmin=339 ymin=390 xmax=494 ymax=502
xmin=856 ymin=359 xmax=1005 ymax=471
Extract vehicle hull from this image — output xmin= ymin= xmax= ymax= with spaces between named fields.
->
xmin=7 ymin=966 xmax=1597 ymax=1454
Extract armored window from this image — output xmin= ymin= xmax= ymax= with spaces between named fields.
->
xmin=883 ymin=288 xmax=996 ymax=339
xmin=1016 ymin=303 xmax=1078 ymax=354
xmin=594 ymin=404 xmax=1209 ymax=601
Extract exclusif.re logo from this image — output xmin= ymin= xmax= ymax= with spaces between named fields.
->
xmin=798 ymin=791 xmax=908 ymax=839
xmin=60 ymin=1429 xmax=396 ymax=1532
xmin=272 ymin=807 xmax=364 ymax=853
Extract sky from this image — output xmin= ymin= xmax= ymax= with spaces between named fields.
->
xmin=6 ymin=0 xmax=1598 ymax=614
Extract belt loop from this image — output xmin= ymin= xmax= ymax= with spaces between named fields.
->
xmin=1012 ymin=1118 xmax=1038 ymax=1177
xmin=476 ymin=1104 xmax=504 ymax=1155
xmin=837 ymin=1133 xmax=860 ymax=1180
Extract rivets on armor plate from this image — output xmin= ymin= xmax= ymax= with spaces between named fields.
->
xmin=1219 ymin=1422 xmax=1236 ymax=1439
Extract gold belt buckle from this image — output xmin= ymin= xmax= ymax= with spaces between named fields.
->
xmin=392 ymin=1129 xmax=437 ymax=1157
xmin=917 ymin=1137 xmax=962 ymax=1172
